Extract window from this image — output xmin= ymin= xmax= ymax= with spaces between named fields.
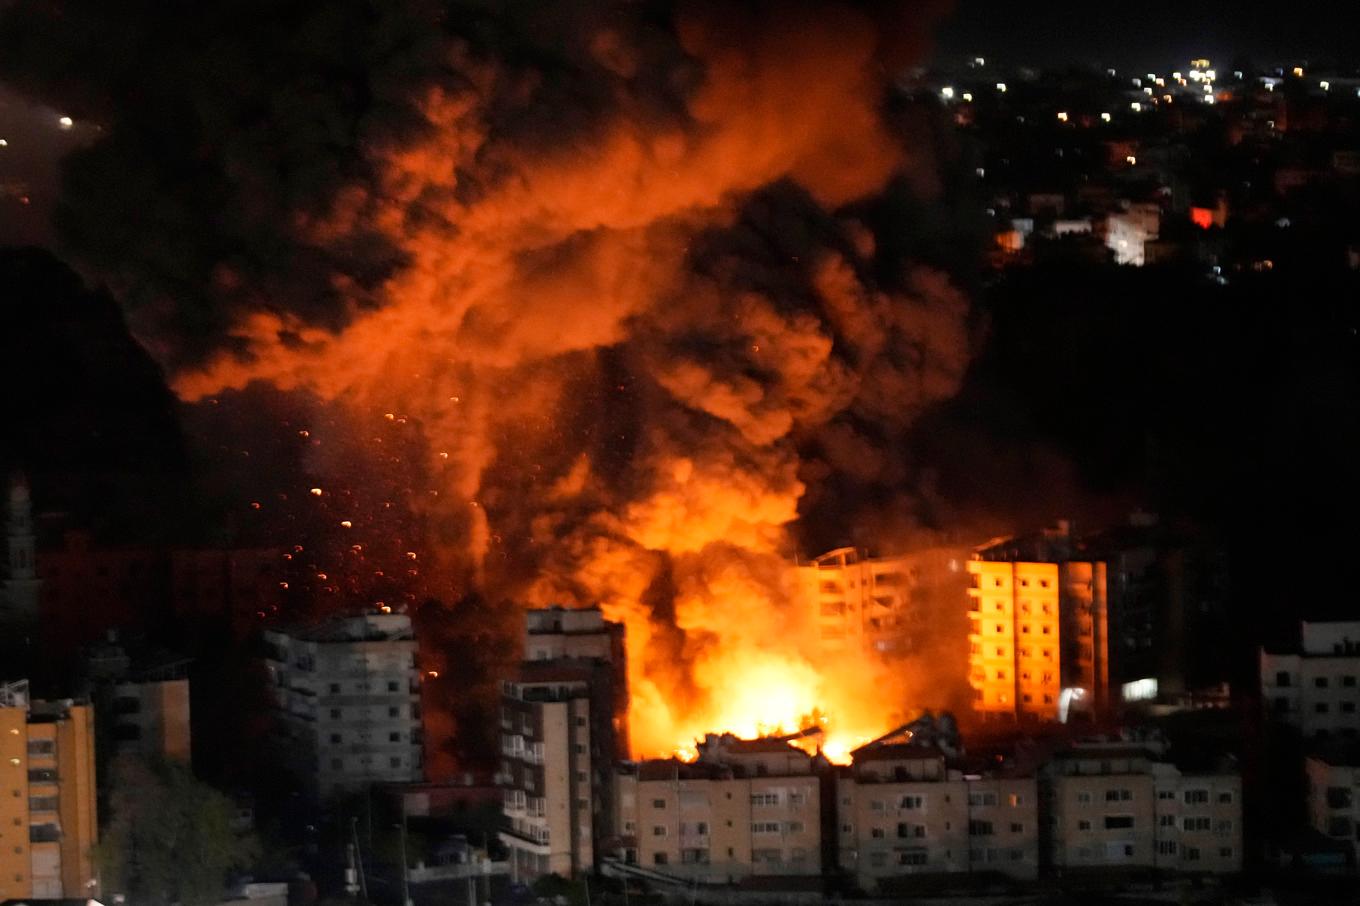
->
xmin=1315 ymin=676 xmax=1329 ymax=689
xmin=652 ymin=826 xmax=666 ymax=837
xmin=753 ymin=848 xmax=782 ymax=864
xmin=25 ymin=740 xmax=54 ymax=756
xmin=1183 ymin=789 xmax=1208 ymax=805
xmin=752 ymin=822 xmax=780 ymax=834
xmin=969 ymin=792 xmax=998 ymax=807
xmin=899 ymin=794 xmax=924 ymax=809
xmin=1215 ymin=820 xmax=1233 ymax=834
xmin=387 ymin=681 xmax=400 ymax=692
xmin=1104 ymin=815 xmax=1134 ymax=829
xmin=786 ymin=821 xmax=804 ymax=833
xmin=1158 ymin=840 xmax=1177 ymax=856
xmin=329 ymin=733 xmax=341 ymax=744
xmin=1076 ymin=792 xmax=1092 ymax=804
xmin=869 ymin=851 xmax=887 ymax=868
xmin=389 ymin=732 xmax=401 ymax=742
xmin=389 ymin=706 xmax=400 ymax=718
xmin=1106 ymin=789 xmax=1132 ymax=802
xmin=1184 ymin=846 xmax=1201 ymax=861
xmin=653 ymin=852 xmax=668 ymax=866
xmin=750 ymin=792 xmax=779 ymax=807
xmin=1219 ymin=847 xmax=1234 ymax=859
xmin=1159 ymin=814 xmax=1175 ymax=827
xmin=390 ymin=757 xmax=402 ymax=768
xmin=1182 ymin=817 xmax=1211 ymax=832
xmin=1010 ymin=822 xmax=1024 ymax=833
xmin=1316 ymin=702 xmax=1330 ymax=714
xmin=899 ymin=848 xmax=928 ymax=866
xmin=1158 ymin=790 xmax=1175 ymax=801
xmin=329 ymin=683 xmax=341 ymax=693
xmin=330 ymin=708 xmax=342 ymax=719
xmin=871 ymin=827 xmax=885 ymax=839
xmin=1217 ymin=791 xmax=1233 ymax=804
xmin=1345 ymin=676 xmax=1357 ymax=688
xmin=969 ymin=820 xmax=995 ymax=836
xmin=1008 ymin=793 xmax=1023 ymax=807
xmin=1077 ymin=820 xmax=1092 ymax=831
xmin=789 ymin=792 xmax=806 ymax=806
xmin=652 ymin=798 xmax=667 ymax=808
xmin=1275 ymin=671 xmax=1291 ymax=687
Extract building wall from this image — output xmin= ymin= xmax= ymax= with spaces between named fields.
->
xmin=968 ymin=561 xmax=1061 ymax=719
xmin=632 ymin=773 xmax=820 ymax=882
xmin=837 ymin=761 xmax=1037 ymax=890
xmin=1261 ymin=650 xmax=1360 ymax=738
xmin=263 ymin=616 xmax=422 ymax=799
xmin=1306 ymin=757 xmax=1360 ymax=863
xmin=799 ymin=549 xmax=917 ymax=657
xmin=0 ymin=706 xmax=31 ymax=899
xmin=0 ymin=695 xmax=98 ymax=900
xmin=107 ymin=678 xmax=192 ymax=763
xmin=1046 ymin=752 xmax=1241 ymax=874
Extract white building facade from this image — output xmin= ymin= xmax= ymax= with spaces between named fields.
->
xmin=1261 ymin=621 xmax=1360 ymax=739
xmin=263 ymin=613 xmax=422 ymax=799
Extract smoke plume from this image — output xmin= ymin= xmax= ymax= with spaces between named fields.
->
xmin=2 ymin=0 xmax=969 ymax=764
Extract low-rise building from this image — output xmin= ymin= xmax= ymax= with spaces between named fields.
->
xmin=1305 ymin=746 xmax=1360 ymax=865
xmin=262 ymin=612 xmax=423 ymax=799
xmin=1261 ymin=621 xmax=1360 ymax=739
xmin=614 ymin=735 xmax=822 ymax=885
xmin=1044 ymin=744 xmax=1241 ymax=874
xmin=0 ymin=680 xmax=99 ymax=899
xmin=837 ymin=733 xmax=1038 ymax=890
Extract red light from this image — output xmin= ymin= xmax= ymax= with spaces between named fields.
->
xmin=1190 ymin=207 xmax=1214 ymax=230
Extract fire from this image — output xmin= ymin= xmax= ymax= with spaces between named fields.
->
xmin=140 ymin=3 xmax=969 ymax=774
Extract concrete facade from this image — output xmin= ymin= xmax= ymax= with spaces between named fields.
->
xmin=263 ymin=613 xmax=422 ymax=799
xmin=1305 ymin=751 xmax=1360 ymax=864
xmin=837 ymin=745 xmax=1039 ymax=889
xmin=0 ymin=680 xmax=99 ymax=900
xmin=499 ymin=607 xmax=626 ymax=882
xmin=1044 ymin=746 xmax=1241 ymax=874
xmin=1261 ymin=621 xmax=1360 ymax=739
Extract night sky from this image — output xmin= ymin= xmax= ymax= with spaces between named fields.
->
xmin=937 ymin=0 xmax=1360 ymax=70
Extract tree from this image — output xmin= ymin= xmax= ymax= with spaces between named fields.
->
xmin=97 ymin=753 xmax=260 ymax=906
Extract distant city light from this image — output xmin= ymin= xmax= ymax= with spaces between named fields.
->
xmin=995 ymin=82 xmax=1007 ymax=93
xmin=974 ymin=56 xmax=986 ymax=67
xmin=1293 ymin=66 xmax=1305 ymax=77
xmin=1132 ymin=78 xmax=1142 ymax=87
xmin=0 ymin=139 xmax=7 ymax=147
xmin=1204 ymin=95 xmax=1217 ymax=105
xmin=1130 ymin=102 xmax=1142 ymax=112
xmin=1107 ymin=68 xmax=1117 ymax=77
xmin=941 ymin=86 xmax=955 ymax=100
xmin=1100 ymin=112 xmax=1112 ymax=123
xmin=1144 ymin=87 xmax=1154 ymax=96
xmin=1126 ymin=155 xmax=1137 ymax=166
xmin=1057 ymin=111 xmax=1069 ymax=122
xmin=57 ymin=115 xmax=73 ymax=129
xmin=1320 ymin=81 xmax=1330 ymax=92
xmin=1172 ymin=72 xmax=1182 ymax=80
xmin=962 ymin=92 xmax=974 ymax=102
xmin=1205 ymin=70 xmax=1216 ymax=81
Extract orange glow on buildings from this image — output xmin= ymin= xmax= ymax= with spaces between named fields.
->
xmin=1190 ymin=207 xmax=1215 ymax=230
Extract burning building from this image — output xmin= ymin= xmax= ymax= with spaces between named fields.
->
xmin=967 ymin=524 xmax=1110 ymax=722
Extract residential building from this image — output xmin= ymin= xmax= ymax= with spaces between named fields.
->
xmin=967 ymin=551 xmax=1109 ymax=721
xmin=0 ymin=680 xmax=98 ymax=899
xmin=83 ymin=634 xmax=191 ymax=763
xmin=262 ymin=613 xmax=422 ymax=799
xmin=1043 ymin=744 xmax=1242 ymax=874
xmin=837 ymin=731 xmax=1038 ymax=890
xmin=1261 ymin=621 xmax=1360 ymax=739
xmin=499 ymin=607 xmax=627 ymax=881
xmin=1305 ymin=746 xmax=1360 ymax=865
xmin=614 ymin=735 xmax=822 ymax=885
xmin=798 ymin=546 xmax=969 ymax=658
xmin=1 ymin=477 xmax=40 ymax=625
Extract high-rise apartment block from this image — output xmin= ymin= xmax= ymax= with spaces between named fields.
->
xmin=1043 ymin=744 xmax=1242 ymax=873
xmin=836 ymin=738 xmax=1039 ymax=889
xmin=967 ymin=526 xmax=1109 ymax=721
xmin=263 ymin=613 xmax=423 ymax=799
xmin=1261 ymin=621 xmax=1360 ymax=739
xmin=0 ymin=680 xmax=98 ymax=899
xmin=614 ymin=735 xmax=822 ymax=884
xmin=1 ymin=478 xmax=40 ymax=626
xmin=499 ymin=607 xmax=626 ymax=881
xmin=84 ymin=636 xmax=191 ymax=764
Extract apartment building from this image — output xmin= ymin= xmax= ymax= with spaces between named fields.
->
xmin=967 ymin=528 xmax=1109 ymax=721
xmin=84 ymin=636 xmax=191 ymax=763
xmin=499 ymin=607 xmax=627 ymax=882
xmin=0 ymin=680 xmax=98 ymax=900
xmin=797 ymin=547 xmax=969 ymax=659
xmin=1261 ymin=621 xmax=1360 ymax=739
xmin=614 ymin=735 xmax=822 ymax=885
xmin=1043 ymin=745 xmax=1241 ymax=874
xmin=262 ymin=612 xmax=422 ymax=799
xmin=837 ymin=738 xmax=1039 ymax=890
xmin=1305 ymin=746 xmax=1360 ymax=864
